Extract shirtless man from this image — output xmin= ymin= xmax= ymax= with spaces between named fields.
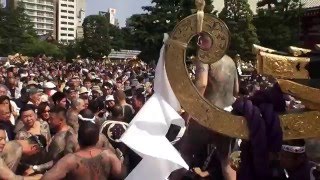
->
xmin=42 ymin=121 xmax=125 ymax=180
xmin=66 ymin=98 xmax=85 ymax=133
xmin=172 ymin=34 xmax=238 ymax=180
xmin=0 ymin=125 xmax=44 ymax=179
xmin=78 ymin=109 xmax=115 ymax=152
xmin=47 ymin=106 xmax=78 ymax=162
xmin=195 ymin=34 xmax=239 ymax=109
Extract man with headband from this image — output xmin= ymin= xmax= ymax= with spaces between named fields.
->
xmin=280 ymin=139 xmax=316 ymax=180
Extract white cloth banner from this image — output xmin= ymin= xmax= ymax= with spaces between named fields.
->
xmin=121 ymin=34 xmax=188 ymax=180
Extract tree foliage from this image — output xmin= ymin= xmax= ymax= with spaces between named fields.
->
xmin=219 ymin=0 xmax=259 ymax=60
xmin=126 ymin=0 xmax=216 ymax=62
xmin=109 ymin=24 xmax=125 ymax=51
xmin=82 ymin=15 xmax=111 ymax=59
xmin=253 ymin=0 xmax=303 ymax=51
xmin=0 ymin=3 xmax=36 ymax=56
xmin=0 ymin=3 xmax=64 ymax=58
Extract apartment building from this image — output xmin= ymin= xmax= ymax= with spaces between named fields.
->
xmin=76 ymin=0 xmax=85 ymax=39
xmin=7 ymin=0 xmax=57 ymax=37
xmin=57 ymin=0 xmax=76 ymax=43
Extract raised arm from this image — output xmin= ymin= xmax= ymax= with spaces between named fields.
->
xmin=233 ymin=67 xmax=239 ymax=97
xmin=108 ymin=150 xmax=126 ymax=178
xmin=0 ymin=158 xmax=23 ymax=180
xmin=41 ymin=154 xmax=74 ymax=180
xmin=195 ymin=61 xmax=209 ymax=96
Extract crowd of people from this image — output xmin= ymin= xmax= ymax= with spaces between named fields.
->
xmin=0 ymin=55 xmax=316 ymax=180
xmin=0 ymin=58 xmax=154 ymax=179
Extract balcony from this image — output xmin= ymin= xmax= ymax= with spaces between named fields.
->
xmin=31 ymin=20 xmax=54 ymax=25
xmin=22 ymin=0 xmax=54 ymax=7
xmin=35 ymin=26 xmax=54 ymax=31
xmin=24 ymin=6 xmax=54 ymax=13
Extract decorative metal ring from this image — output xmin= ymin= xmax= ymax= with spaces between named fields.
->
xmin=165 ymin=13 xmax=320 ymax=140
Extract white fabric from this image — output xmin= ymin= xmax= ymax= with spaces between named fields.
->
xmin=10 ymin=100 xmax=19 ymax=125
xmin=105 ymin=95 xmax=115 ymax=101
xmin=78 ymin=114 xmax=95 ymax=124
xmin=43 ymin=82 xmax=56 ymax=89
xmin=121 ymin=33 xmax=188 ymax=180
xmin=310 ymin=166 xmax=316 ymax=180
xmin=282 ymin=145 xmax=306 ymax=154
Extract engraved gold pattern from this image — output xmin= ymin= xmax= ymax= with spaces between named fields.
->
xmin=257 ymin=52 xmax=310 ymax=79
xmin=288 ymin=46 xmax=312 ymax=57
xmin=165 ymin=13 xmax=320 ymax=140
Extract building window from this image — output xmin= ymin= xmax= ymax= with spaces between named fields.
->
xmin=68 ymin=28 xmax=74 ymax=31
xmin=61 ymin=33 xmax=67 ymax=36
xmin=61 ymin=21 xmax=67 ymax=24
xmin=61 ymin=16 xmax=67 ymax=19
xmin=68 ymin=16 xmax=74 ymax=19
xmin=61 ymin=10 xmax=67 ymax=13
xmin=68 ymin=34 xmax=74 ymax=37
xmin=61 ymin=4 xmax=67 ymax=7
xmin=68 ymin=0 xmax=74 ymax=2
xmin=61 ymin=27 xmax=67 ymax=30
xmin=68 ymin=22 xmax=74 ymax=25
xmin=68 ymin=5 xmax=74 ymax=8
xmin=68 ymin=11 xmax=74 ymax=14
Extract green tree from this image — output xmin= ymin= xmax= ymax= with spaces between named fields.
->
xmin=63 ymin=40 xmax=85 ymax=61
xmin=219 ymin=0 xmax=259 ymax=60
xmin=254 ymin=0 xmax=303 ymax=51
xmin=127 ymin=0 xmax=217 ymax=62
xmin=0 ymin=3 xmax=37 ymax=56
xmin=21 ymin=39 xmax=63 ymax=58
xmin=178 ymin=0 xmax=217 ymax=20
xmin=82 ymin=15 xmax=110 ymax=59
xmin=109 ymin=24 xmax=125 ymax=51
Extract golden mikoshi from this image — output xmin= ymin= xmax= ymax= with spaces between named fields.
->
xmin=164 ymin=5 xmax=320 ymax=140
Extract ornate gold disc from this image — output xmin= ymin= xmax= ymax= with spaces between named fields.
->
xmin=165 ymin=13 xmax=320 ymax=140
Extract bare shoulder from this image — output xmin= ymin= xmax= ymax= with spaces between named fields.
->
xmin=100 ymin=149 xmax=116 ymax=159
xmin=3 ymin=141 xmax=22 ymax=153
xmin=57 ymin=153 xmax=78 ymax=166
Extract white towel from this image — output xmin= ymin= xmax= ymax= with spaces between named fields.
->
xmin=121 ymin=34 xmax=188 ymax=180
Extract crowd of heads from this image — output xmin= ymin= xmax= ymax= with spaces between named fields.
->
xmin=0 ymin=58 xmax=155 ymax=177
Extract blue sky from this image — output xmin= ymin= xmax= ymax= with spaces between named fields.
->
xmin=0 ymin=0 xmax=257 ymax=27
xmin=87 ymin=0 xmax=151 ymax=27
xmin=87 ymin=0 xmax=257 ymax=27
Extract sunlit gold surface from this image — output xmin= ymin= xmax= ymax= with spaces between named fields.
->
xmin=288 ymin=46 xmax=312 ymax=57
xmin=8 ymin=53 xmax=28 ymax=64
xmin=278 ymin=79 xmax=320 ymax=111
xmin=257 ymin=51 xmax=310 ymax=79
xmin=165 ymin=13 xmax=320 ymax=140
xmin=127 ymin=59 xmax=145 ymax=69
xmin=252 ymin=44 xmax=277 ymax=54
xmin=230 ymin=151 xmax=241 ymax=171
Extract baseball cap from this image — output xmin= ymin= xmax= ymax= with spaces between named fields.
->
xmin=27 ymin=87 xmax=43 ymax=95
xmin=43 ymin=82 xmax=56 ymax=89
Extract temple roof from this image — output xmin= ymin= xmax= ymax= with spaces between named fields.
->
xmin=108 ymin=49 xmax=141 ymax=59
xmin=302 ymin=0 xmax=320 ymax=9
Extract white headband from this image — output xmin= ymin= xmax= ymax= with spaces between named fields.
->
xmin=282 ymin=145 xmax=305 ymax=154
xmin=78 ymin=114 xmax=95 ymax=124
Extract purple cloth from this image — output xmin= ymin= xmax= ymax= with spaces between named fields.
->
xmin=232 ymin=83 xmax=285 ymax=180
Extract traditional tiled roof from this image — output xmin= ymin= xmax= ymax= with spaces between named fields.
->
xmin=301 ymin=0 xmax=320 ymax=9
xmin=108 ymin=49 xmax=141 ymax=59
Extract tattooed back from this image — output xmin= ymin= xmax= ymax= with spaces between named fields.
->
xmin=42 ymin=148 xmax=124 ymax=180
